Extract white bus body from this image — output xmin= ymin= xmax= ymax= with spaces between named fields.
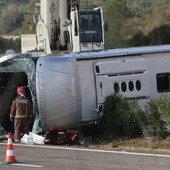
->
xmin=1 ymin=45 xmax=170 ymax=131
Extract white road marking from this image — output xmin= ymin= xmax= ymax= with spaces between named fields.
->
xmin=1 ymin=143 xmax=170 ymax=159
xmin=0 ymin=162 xmax=43 ymax=168
xmin=14 ymin=143 xmax=170 ymax=158
xmin=11 ymin=163 xmax=43 ymax=168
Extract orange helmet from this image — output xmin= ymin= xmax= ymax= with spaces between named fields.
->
xmin=16 ymin=86 xmax=25 ymax=95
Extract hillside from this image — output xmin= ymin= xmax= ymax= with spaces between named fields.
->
xmin=0 ymin=0 xmax=170 ymax=49
xmin=0 ymin=0 xmax=29 ymax=35
xmin=123 ymin=3 xmax=170 ymax=37
xmin=0 ymin=0 xmax=169 ymax=34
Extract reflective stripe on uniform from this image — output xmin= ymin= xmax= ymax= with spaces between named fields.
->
xmin=15 ymin=98 xmax=28 ymax=118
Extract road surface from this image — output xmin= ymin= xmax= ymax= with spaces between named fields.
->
xmin=0 ymin=143 xmax=170 ymax=170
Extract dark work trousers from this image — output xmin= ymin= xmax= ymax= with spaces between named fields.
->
xmin=14 ymin=118 xmax=30 ymax=141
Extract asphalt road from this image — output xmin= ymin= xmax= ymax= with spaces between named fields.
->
xmin=0 ymin=143 xmax=170 ymax=170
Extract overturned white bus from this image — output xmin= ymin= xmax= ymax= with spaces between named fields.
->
xmin=1 ymin=45 xmax=170 ymax=132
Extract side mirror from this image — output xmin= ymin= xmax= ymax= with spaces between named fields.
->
xmin=104 ymin=21 xmax=108 ymax=32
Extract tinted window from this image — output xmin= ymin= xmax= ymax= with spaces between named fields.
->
xmin=136 ymin=80 xmax=141 ymax=91
xmin=114 ymin=83 xmax=119 ymax=94
xmin=129 ymin=81 xmax=134 ymax=91
xmin=80 ymin=9 xmax=102 ymax=43
xmin=121 ymin=82 xmax=127 ymax=92
xmin=157 ymin=73 xmax=170 ymax=92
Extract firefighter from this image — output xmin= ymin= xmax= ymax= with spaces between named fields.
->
xmin=10 ymin=86 xmax=33 ymax=143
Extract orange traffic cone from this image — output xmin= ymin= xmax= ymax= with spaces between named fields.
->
xmin=5 ymin=132 xmax=17 ymax=164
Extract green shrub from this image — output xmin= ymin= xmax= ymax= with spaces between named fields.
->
xmin=98 ymin=94 xmax=144 ymax=138
xmin=144 ymin=97 xmax=170 ymax=137
xmin=83 ymin=96 xmax=170 ymax=141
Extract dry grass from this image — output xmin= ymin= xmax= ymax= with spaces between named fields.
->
xmin=92 ymin=136 xmax=170 ymax=151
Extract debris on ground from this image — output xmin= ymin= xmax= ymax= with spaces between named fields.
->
xmin=21 ymin=132 xmax=45 ymax=145
xmin=44 ymin=126 xmax=91 ymax=147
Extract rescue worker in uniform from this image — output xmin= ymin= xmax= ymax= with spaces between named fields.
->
xmin=10 ymin=86 xmax=33 ymax=143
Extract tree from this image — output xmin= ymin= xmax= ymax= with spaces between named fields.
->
xmin=80 ymin=0 xmax=104 ymax=8
xmin=128 ymin=31 xmax=150 ymax=47
xmin=148 ymin=25 xmax=170 ymax=45
xmin=21 ymin=0 xmax=40 ymax=34
xmin=0 ymin=1 xmax=28 ymax=35
xmin=103 ymin=0 xmax=127 ymax=49
xmin=128 ymin=24 xmax=170 ymax=46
